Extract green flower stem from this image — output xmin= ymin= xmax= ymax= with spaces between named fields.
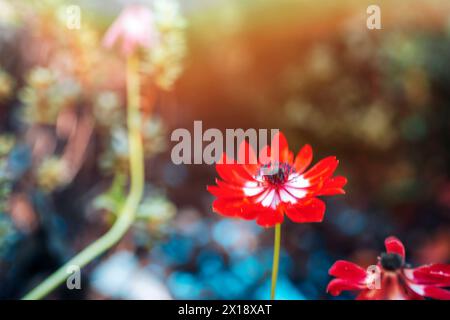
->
xmin=270 ymin=223 xmax=281 ymax=300
xmin=22 ymin=54 xmax=145 ymax=300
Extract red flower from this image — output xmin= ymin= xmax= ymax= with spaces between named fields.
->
xmin=327 ymin=236 xmax=450 ymax=300
xmin=207 ymin=132 xmax=347 ymax=227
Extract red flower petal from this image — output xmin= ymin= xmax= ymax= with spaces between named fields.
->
xmin=238 ymin=140 xmax=259 ymax=175
xmin=316 ymin=176 xmax=347 ymax=196
xmin=216 ymin=154 xmax=242 ymax=183
xmin=294 ymin=144 xmax=313 ymax=174
xmin=316 ymin=188 xmax=346 ymax=196
xmin=384 ymin=236 xmax=406 ymax=260
xmin=270 ymin=132 xmax=291 ymax=164
xmin=327 ymin=279 xmax=365 ymax=296
xmin=323 ymin=176 xmax=348 ymax=189
xmin=406 ymin=264 xmax=450 ymax=286
xmin=258 ymin=145 xmax=271 ymax=165
xmin=303 ymin=156 xmax=338 ymax=184
xmin=216 ymin=155 xmax=256 ymax=186
xmin=255 ymin=207 xmax=284 ymax=227
xmin=238 ymin=140 xmax=257 ymax=164
xmin=421 ymin=286 xmax=450 ymax=300
xmin=214 ymin=179 xmax=265 ymax=200
xmin=356 ymin=289 xmax=386 ymax=300
xmin=284 ymin=198 xmax=326 ymax=223
xmin=329 ymin=260 xmax=367 ymax=282
xmin=207 ymin=185 xmax=244 ymax=199
xmin=212 ymin=198 xmax=258 ymax=220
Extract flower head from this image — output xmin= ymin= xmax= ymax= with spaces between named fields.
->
xmin=327 ymin=236 xmax=450 ymax=300
xmin=207 ymin=132 xmax=347 ymax=227
xmin=103 ymin=5 xmax=159 ymax=56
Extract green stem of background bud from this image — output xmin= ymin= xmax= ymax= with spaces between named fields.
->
xmin=22 ymin=54 xmax=145 ymax=300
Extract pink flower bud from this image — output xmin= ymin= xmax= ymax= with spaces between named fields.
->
xmin=103 ymin=5 xmax=159 ymax=56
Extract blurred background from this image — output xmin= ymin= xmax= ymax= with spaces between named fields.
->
xmin=0 ymin=0 xmax=450 ymax=299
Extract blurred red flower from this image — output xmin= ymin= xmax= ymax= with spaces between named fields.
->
xmin=327 ymin=236 xmax=450 ymax=300
xmin=103 ymin=5 xmax=159 ymax=56
xmin=207 ymin=132 xmax=347 ymax=227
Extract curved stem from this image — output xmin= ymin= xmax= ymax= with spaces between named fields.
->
xmin=22 ymin=55 xmax=144 ymax=300
xmin=270 ymin=223 xmax=281 ymax=300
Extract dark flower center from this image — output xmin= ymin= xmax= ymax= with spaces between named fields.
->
xmin=260 ymin=162 xmax=294 ymax=185
xmin=380 ymin=253 xmax=404 ymax=271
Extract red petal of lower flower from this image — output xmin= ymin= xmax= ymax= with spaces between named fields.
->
xmin=384 ymin=236 xmax=406 ymax=260
xmin=285 ymin=198 xmax=326 ymax=223
xmin=406 ymin=264 xmax=450 ymax=286
xmin=422 ymin=286 xmax=450 ymax=300
xmin=356 ymin=289 xmax=387 ymax=300
xmin=329 ymin=260 xmax=367 ymax=282
xmin=327 ymin=279 xmax=365 ymax=296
